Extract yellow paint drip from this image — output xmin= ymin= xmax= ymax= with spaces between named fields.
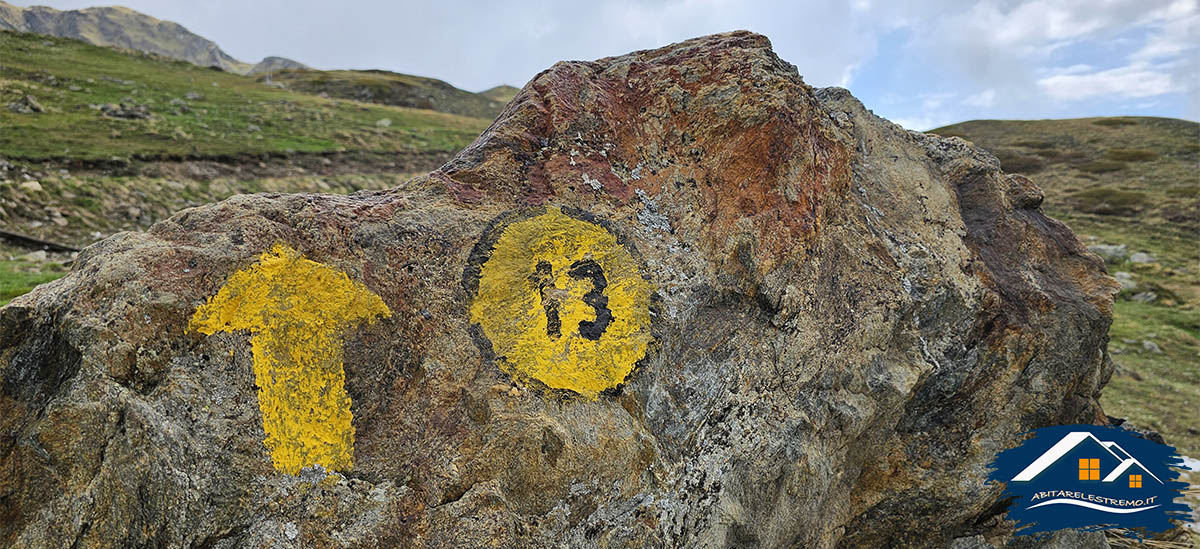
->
xmin=470 ymin=208 xmax=653 ymax=399
xmin=190 ymin=243 xmax=390 ymax=474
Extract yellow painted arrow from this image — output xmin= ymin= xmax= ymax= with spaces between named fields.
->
xmin=190 ymin=243 xmax=390 ymax=475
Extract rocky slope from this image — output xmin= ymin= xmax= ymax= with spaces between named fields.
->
xmin=933 ymin=117 xmax=1198 ymax=234
xmin=247 ymin=55 xmax=311 ymax=76
xmin=0 ymin=1 xmax=303 ymax=75
xmin=0 ymin=31 xmax=1122 ymax=548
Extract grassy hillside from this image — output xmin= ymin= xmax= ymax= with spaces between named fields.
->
xmin=0 ymin=168 xmax=427 ymax=306
xmin=933 ymin=117 xmax=1200 ymax=458
xmin=933 ymin=117 xmax=1197 ymax=232
xmin=263 ymin=69 xmax=509 ymax=120
xmin=0 ymin=244 xmax=67 ymax=305
xmin=481 ymin=84 xmax=520 ymax=103
xmin=0 ymin=30 xmax=490 ymax=160
xmin=0 ymin=29 xmax=493 ymax=305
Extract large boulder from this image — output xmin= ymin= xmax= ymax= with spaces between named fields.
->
xmin=0 ymin=31 xmax=1119 ymax=548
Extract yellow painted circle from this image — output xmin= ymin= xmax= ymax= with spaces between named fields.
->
xmin=469 ymin=207 xmax=653 ymax=399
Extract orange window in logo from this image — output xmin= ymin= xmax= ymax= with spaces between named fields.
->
xmin=1078 ymin=458 xmax=1100 ymax=480
xmin=1129 ymin=474 xmax=1142 ymax=488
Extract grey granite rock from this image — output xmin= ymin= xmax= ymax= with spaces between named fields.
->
xmin=0 ymin=32 xmax=1120 ymax=548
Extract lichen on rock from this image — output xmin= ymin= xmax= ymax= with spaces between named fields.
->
xmin=0 ymin=31 xmax=1120 ymax=548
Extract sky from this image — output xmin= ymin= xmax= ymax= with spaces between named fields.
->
xmin=17 ymin=0 xmax=1200 ymax=130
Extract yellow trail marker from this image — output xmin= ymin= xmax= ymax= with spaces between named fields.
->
xmin=469 ymin=207 xmax=653 ymax=399
xmin=190 ymin=243 xmax=390 ymax=474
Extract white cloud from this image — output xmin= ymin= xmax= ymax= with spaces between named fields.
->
xmin=945 ymin=0 xmax=1176 ymax=53
xmin=878 ymin=92 xmax=904 ymax=105
xmin=892 ymin=0 xmax=1196 ymax=123
xmin=1037 ymin=64 xmax=1179 ymax=100
xmin=888 ymin=113 xmax=956 ymax=132
xmin=838 ymin=63 xmax=861 ymax=88
xmin=1049 ymin=64 xmax=1096 ymax=76
xmin=16 ymin=0 xmax=1197 ymax=124
xmin=1132 ymin=10 xmax=1199 ymax=61
xmin=920 ymin=92 xmax=956 ymax=110
xmin=963 ymin=89 xmax=996 ymax=108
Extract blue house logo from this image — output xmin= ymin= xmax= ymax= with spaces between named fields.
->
xmin=989 ymin=424 xmax=1191 ymax=535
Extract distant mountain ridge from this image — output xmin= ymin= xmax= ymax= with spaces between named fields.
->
xmin=263 ymin=69 xmax=514 ymax=120
xmin=0 ymin=1 xmax=305 ymax=75
xmin=0 ymin=2 xmax=519 ymax=120
xmin=480 ymin=85 xmax=519 ymax=103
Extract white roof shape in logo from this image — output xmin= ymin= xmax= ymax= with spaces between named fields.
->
xmin=1101 ymin=441 xmax=1162 ymax=484
xmin=1010 ymin=431 xmax=1163 ymax=484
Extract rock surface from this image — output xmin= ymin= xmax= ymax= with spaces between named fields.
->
xmin=0 ymin=32 xmax=1120 ymax=548
xmin=1087 ymin=244 xmax=1127 ymax=263
xmin=247 ymin=56 xmax=311 ymax=76
xmin=99 ymin=101 xmax=152 ymax=120
xmin=6 ymin=94 xmax=45 ymax=114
